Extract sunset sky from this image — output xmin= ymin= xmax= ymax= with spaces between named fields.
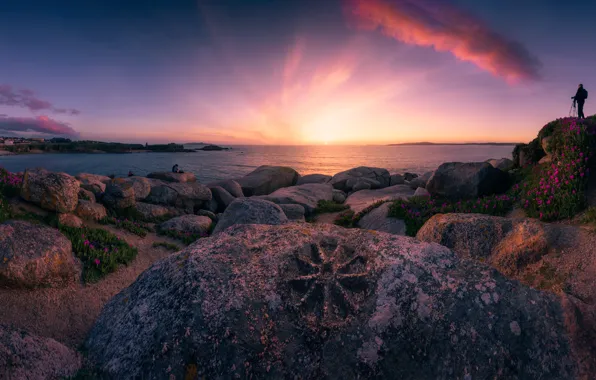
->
xmin=1 ymin=0 xmax=594 ymax=145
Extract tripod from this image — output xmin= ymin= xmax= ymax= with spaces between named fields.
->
xmin=569 ymin=100 xmax=578 ymax=117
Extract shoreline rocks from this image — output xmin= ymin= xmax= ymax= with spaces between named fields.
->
xmin=235 ymin=165 xmax=300 ymax=196
xmin=147 ymin=171 xmax=197 ymax=183
xmin=330 ymin=167 xmax=391 ymax=193
xmin=426 ymin=162 xmax=509 ymax=200
xmin=254 ymin=183 xmax=334 ymax=215
xmin=345 ymin=184 xmax=415 ymax=213
xmin=213 ymin=198 xmax=288 ymax=234
xmin=21 ymin=168 xmax=80 ymax=213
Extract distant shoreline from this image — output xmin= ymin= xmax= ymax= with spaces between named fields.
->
xmin=388 ymin=142 xmax=519 ymax=146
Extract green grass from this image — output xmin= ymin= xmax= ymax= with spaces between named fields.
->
xmin=60 ymin=225 xmax=138 ymax=283
xmin=333 ymin=200 xmax=387 ymax=228
xmin=582 ymin=206 xmax=596 ymax=226
xmin=99 ymin=216 xmax=153 ymax=237
xmin=152 ymin=241 xmax=182 ymax=252
xmin=314 ymin=200 xmax=349 ymax=214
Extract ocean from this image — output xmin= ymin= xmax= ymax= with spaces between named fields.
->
xmin=0 ymin=144 xmax=515 ymax=183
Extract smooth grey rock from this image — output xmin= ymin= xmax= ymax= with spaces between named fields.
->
xmin=330 ymin=167 xmax=390 ymax=193
xmin=213 ymin=198 xmax=288 ymax=234
xmin=279 ymin=204 xmax=306 ymax=222
xmin=357 ymin=202 xmax=406 ymax=235
xmin=413 ymin=187 xmax=431 ymax=198
xmin=296 ymin=174 xmax=332 ymax=185
xmin=253 ymin=183 xmax=333 ymax=215
xmin=389 ymin=174 xmax=405 ymax=186
xmin=408 ymin=171 xmax=434 ymax=189
xmin=235 ymin=166 xmax=300 ymax=196
xmin=345 ymin=185 xmax=415 ymax=214
xmin=487 ymin=158 xmax=515 ymax=172
xmin=332 ymin=189 xmax=347 ymax=204
xmin=426 ymin=162 xmax=510 ymax=200
xmin=158 ymin=215 xmax=212 ymax=237
xmin=207 ymin=179 xmax=244 ymax=198
xmin=210 ymin=186 xmax=236 ymax=211
xmin=145 ymin=182 xmax=212 ymax=213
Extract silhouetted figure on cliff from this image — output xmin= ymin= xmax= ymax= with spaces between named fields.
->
xmin=572 ymin=84 xmax=588 ymax=119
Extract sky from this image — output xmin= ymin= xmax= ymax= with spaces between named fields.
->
xmin=0 ymin=0 xmax=595 ymax=145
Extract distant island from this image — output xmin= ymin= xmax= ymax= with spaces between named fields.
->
xmin=0 ymin=138 xmax=196 ymax=155
xmin=197 ymin=144 xmax=230 ymax=151
xmin=388 ymin=142 xmax=520 ymax=146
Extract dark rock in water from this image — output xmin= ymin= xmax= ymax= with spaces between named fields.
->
xmin=85 ymin=223 xmax=581 ymax=379
xmin=210 ymin=186 xmax=235 ymax=211
xmin=207 ymin=179 xmax=244 ymax=198
xmin=0 ymin=324 xmax=82 ymax=379
xmin=297 ymin=174 xmax=332 ymax=185
xmin=425 ymin=162 xmax=510 ymax=200
xmin=21 ymin=168 xmax=80 ymax=213
xmin=235 ymin=165 xmax=300 ymax=196
xmin=147 ymin=172 xmax=197 ymax=183
xmin=403 ymin=172 xmax=419 ymax=181
xmin=0 ymin=221 xmax=80 ymax=288
xmin=329 ymin=167 xmax=390 ymax=193
xmin=213 ymin=198 xmax=288 ymax=234
xmin=279 ymin=203 xmax=306 ymax=221
xmin=198 ymin=144 xmax=229 ymax=151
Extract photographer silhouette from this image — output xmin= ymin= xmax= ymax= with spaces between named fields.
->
xmin=572 ymin=84 xmax=588 ymax=119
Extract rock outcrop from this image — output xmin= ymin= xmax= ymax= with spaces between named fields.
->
xmin=255 ymin=183 xmax=334 ymax=215
xmin=235 ymin=166 xmax=300 ymax=196
xmin=389 ymin=174 xmax=405 ymax=186
xmin=425 ymin=162 xmax=509 ymax=200
xmin=329 ymin=167 xmax=390 ymax=193
xmin=75 ymin=200 xmax=107 ymax=221
xmin=487 ymin=158 xmax=515 ymax=172
xmin=0 ymin=221 xmax=80 ymax=288
xmin=135 ymin=202 xmax=176 ymax=221
xmin=356 ymin=202 xmax=406 ymax=235
xmin=78 ymin=188 xmax=96 ymax=203
xmin=407 ymin=171 xmax=433 ymax=189
xmin=416 ymin=214 xmax=556 ymax=275
xmin=413 ymin=187 xmax=431 ymax=198
xmin=158 ymin=215 xmax=212 ymax=237
xmin=210 ymin=186 xmax=236 ymax=211
xmin=0 ymin=325 xmax=82 ymax=379
xmin=207 ymin=179 xmax=244 ymax=198
xmin=85 ymin=223 xmax=581 ymax=379
xmin=297 ymin=174 xmax=332 ymax=185
xmin=212 ymin=198 xmax=288 ymax=234
xmin=58 ymin=213 xmax=83 ymax=228
xmin=279 ymin=204 xmax=306 ymax=222
xmin=147 ymin=172 xmax=197 ymax=183
xmin=75 ymin=173 xmax=110 ymax=195
xmin=145 ymin=182 xmax=212 ymax=214
xmin=332 ymin=189 xmax=347 ymax=204
xmin=102 ymin=178 xmax=135 ymax=209
xmin=21 ymin=168 xmax=80 ymax=213
xmin=345 ymin=185 xmax=414 ymax=213
xmin=124 ymin=176 xmax=151 ymax=200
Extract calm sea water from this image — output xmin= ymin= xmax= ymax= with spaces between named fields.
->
xmin=0 ymin=145 xmax=514 ymax=183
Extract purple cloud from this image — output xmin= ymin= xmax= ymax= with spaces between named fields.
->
xmin=0 ymin=115 xmax=79 ymax=137
xmin=0 ymin=84 xmax=80 ymax=115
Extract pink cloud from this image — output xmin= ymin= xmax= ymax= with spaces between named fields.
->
xmin=0 ymin=84 xmax=81 ymax=115
xmin=0 ymin=115 xmax=79 ymax=137
xmin=344 ymin=0 xmax=541 ymax=83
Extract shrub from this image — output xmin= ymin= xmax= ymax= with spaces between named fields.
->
xmin=152 ymin=241 xmax=182 ymax=252
xmin=314 ymin=200 xmax=349 ymax=214
xmin=0 ymin=167 xmax=22 ymax=198
xmin=99 ymin=216 xmax=153 ymax=237
xmin=512 ymin=118 xmax=596 ymax=221
xmin=0 ymin=197 xmax=12 ymax=223
xmin=60 ymin=225 xmax=138 ymax=283
xmin=388 ymin=194 xmax=515 ymax=236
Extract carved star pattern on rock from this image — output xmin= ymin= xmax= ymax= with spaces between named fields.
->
xmin=287 ymin=239 xmax=369 ymax=327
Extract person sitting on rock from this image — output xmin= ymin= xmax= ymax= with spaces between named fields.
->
xmin=128 ymin=171 xmax=134 ymax=177
xmin=572 ymin=83 xmax=588 ymax=119
xmin=172 ymin=164 xmax=179 ymax=173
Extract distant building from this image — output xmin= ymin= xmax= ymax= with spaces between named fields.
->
xmin=3 ymin=139 xmax=14 ymax=146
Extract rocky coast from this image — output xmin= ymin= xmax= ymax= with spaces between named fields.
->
xmin=1 ymin=116 xmax=596 ymax=379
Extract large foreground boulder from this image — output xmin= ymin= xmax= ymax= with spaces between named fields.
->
xmin=75 ymin=173 xmax=110 ymax=195
xmin=20 ymin=168 xmax=80 ymax=213
xmin=235 ymin=166 xmax=300 ymax=196
xmin=86 ymin=223 xmax=583 ymax=379
xmin=356 ymin=202 xmax=406 ymax=235
xmin=213 ymin=198 xmax=288 ymax=234
xmin=145 ymin=182 xmax=212 ymax=214
xmin=0 ymin=221 xmax=80 ymax=288
xmin=147 ymin=171 xmax=197 ymax=183
xmin=0 ymin=325 xmax=81 ymax=379
xmin=425 ymin=162 xmax=509 ymax=200
xmin=416 ymin=214 xmax=557 ymax=275
xmin=329 ymin=167 xmax=390 ymax=193
xmin=207 ymin=179 xmax=244 ymax=198
xmin=297 ymin=174 xmax=332 ymax=185
xmin=75 ymin=200 xmax=107 ymax=221
xmin=158 ymin=215 xmax=212 ymax=237
xmin=255 ymin=183 xmax=334 ymax=215
xmin=345 ymin=185 xmax=415 ymax=213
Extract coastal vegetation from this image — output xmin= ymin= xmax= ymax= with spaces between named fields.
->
xmin=1 ymin=140 xmax=193 ymax=154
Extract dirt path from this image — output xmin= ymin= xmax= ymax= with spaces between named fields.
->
xmin=0 ymin=222 xmax=183 ymax=348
